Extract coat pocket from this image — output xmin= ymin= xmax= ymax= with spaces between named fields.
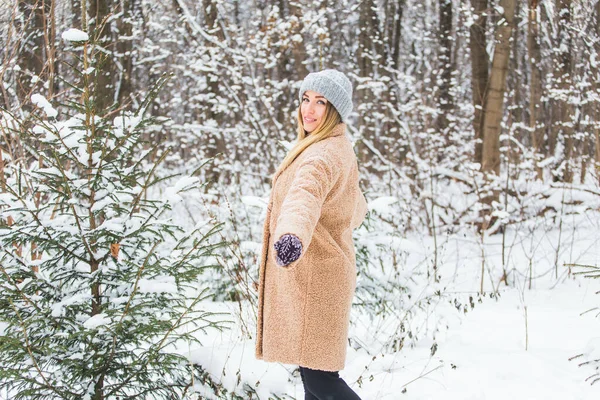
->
xmin=314 ymin=225 xmax=349 ymax=264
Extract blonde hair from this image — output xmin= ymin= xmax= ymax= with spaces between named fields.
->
xmin=278 ymin=102 xmax=342 ymax=172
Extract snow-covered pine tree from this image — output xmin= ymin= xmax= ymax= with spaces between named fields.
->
xmin=0 ymin=68 xmax=228 ymax=399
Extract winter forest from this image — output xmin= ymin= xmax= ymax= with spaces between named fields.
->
xmin=1 ymin=0 xmax=600 ymax=398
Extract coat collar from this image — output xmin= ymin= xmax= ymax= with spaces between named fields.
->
xmin=272 ymin=123 xmax=347 ymax=184
xmin=328 ymin=122 xmax=347 ymax=138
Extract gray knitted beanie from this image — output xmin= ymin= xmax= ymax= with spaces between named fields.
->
xmin=299 ymin=69 xmax=353 ymax=123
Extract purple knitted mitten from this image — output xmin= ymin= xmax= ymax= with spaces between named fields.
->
xmin=274 ymin=234 xmax=303 ymax=267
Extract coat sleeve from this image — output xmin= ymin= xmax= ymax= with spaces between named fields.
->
xmin=272 ymin=153 xmax=341 ymax=263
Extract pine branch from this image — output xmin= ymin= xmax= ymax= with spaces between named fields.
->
xmin=0 ymin=258 xmax=41 ymax=312
xmin=128 ymin=147 xmax=171 ymax=217
xmin=8 ymin=298 xmax=68 ymax=399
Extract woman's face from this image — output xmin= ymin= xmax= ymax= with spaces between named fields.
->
xmin=301 ymin=90 xmax=328 ymax=133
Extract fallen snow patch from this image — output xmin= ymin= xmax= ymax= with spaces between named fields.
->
xmin=31 ymin=94 xmax=58 ymax=118
xmin=138 ymin=276 xmax=177 ymax=293
xmin=62 ymin=28 xmax=89 ymax=42
xmin=83 ymin=313 xmax=110 ymax=330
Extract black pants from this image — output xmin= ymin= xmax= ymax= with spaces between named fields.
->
xmin=299 ymin=366 xmax=362 ymax=400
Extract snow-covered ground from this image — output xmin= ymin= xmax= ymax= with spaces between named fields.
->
xmin=187 ymin=216 xmax=600 ymax=399
xmin=188 ymin=278 xmax=599 ymax=399
xmin=350 ymin=280 xmax=600 ymax=399
xmin=2 ymin=185 xmax=599 ymax=399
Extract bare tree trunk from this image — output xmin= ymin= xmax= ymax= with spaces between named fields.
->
xmin=202 ymin=0 xmax=227 ymax=184
xmin=470 ymin=0 xmax=489 ymax=164
xmin=387 ymin=0 xmax=405 ymax=70
xmin=289 ymin=2 xmax=309 ymax=79
xmin=116 ymin=0 xmax=135 ymax=105
xmin=385 ymin=0 xmax=406 ymax=162
xmin=528 ymin=0 xmax=543 ymax=180
xmin=595 ymin=1 xmax=600 ymax=184
xmin=554 ymin=0 xmax=574 ymax=182
xmin=436 ymin=0 xmax=454 ymax=139
xmin=481 ymin=0 xmax=516 ymax=176
xmin=272 ymin=0 xmax=308 ymax=122
xmin=509 ymin=0 xmax=523 ymax=133
xmin=17 ymin=0 xmax=48 ymax=105
xmin=356 ymin=0 xmax=386 ymax=166
xmin=273 ymin=3 xmax=291 ymax=82
xmin=88 ymin=0 xmax=115 ymax=114
xmin=357 ymin=0 xmax=384 ymax=78
xmin=49 ymin=0 xmax=57 ymax=97
xmin=71 ymin=0 xmax=81 ymax=27
xmin=580 ymin=117 xmax=588 ymax=184
xmin=595 ymin=128 xmax=600 ymax=184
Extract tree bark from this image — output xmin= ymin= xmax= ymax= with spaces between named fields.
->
xmin=509 ymin=0 xmax=523 ymax=129
xmin=481 ymin=0 xmax=516 ymax=176
xmin=116 ymin=0 xmax=135 ymax=105
xmin=387 ymin=0 xmax=405 ymax=70
xmin=356 ymin=0 xmax=386 ymax=167
xmin=88 ymin=0 xmax=115 ymax=114
xmin=289 ymin=2 xmax=309 ymax=79
xmin=470 ymin=0 xmax=489 ymax=165
xmin=272 ymin=1 xmax=308 ymax=81
xmin=436 ymin=0 xmax=454 ymax=138
xmin=202 ymin=0 xmax=227 ymax=184
xmin=528 ymin=0 xmax=543 ymax=180
xmin=553 ymin=0 xmax=573 ymax=182
xmin=17 ymin=0 xmax=48 ymax=105
xmin=357 ymin=0 xmax=385 ymax=78
xmin=71 ymin=0 xmax=81 ymax=27
xmin=595 ymin=1 xmax=600 ymax=184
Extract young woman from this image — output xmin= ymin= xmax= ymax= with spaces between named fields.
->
xmin=255 ymin=69 xmax=367 ymax=400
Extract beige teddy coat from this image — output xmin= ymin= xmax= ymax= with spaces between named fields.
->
xmin=255 ymin=123 xmax=368 ymax=372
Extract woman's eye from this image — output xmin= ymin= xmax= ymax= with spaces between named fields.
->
xmin=302 ymin=98 xmax=309 ymax=102
xmin=317 ymin=100 xmax=325 ymax=105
